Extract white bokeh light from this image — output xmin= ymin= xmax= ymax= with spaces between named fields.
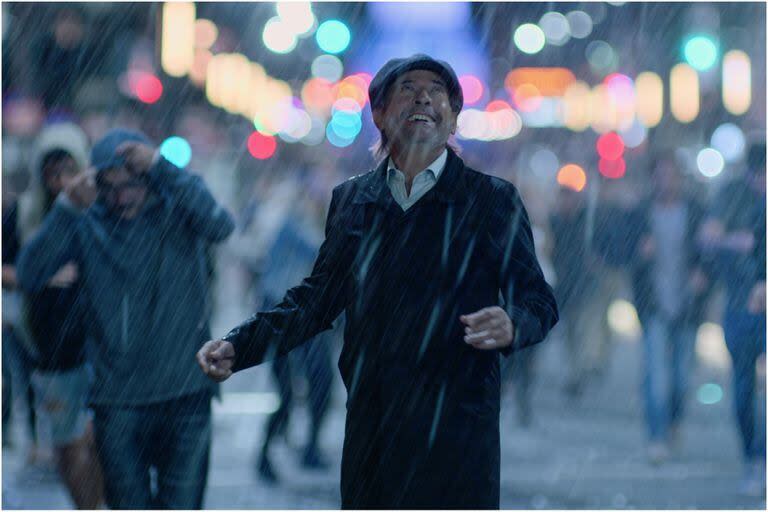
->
xmin=514 ymin=24 xmax=546 ymax=54
xmin=697 ymin=148 xmax=725 ymax=178
xmin=710 ymin=123 xmax=746 ymax=163
xmin=539 ymin=12 xmax=571 ymax=46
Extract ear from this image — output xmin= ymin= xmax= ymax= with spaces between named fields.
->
xmin=372 ymin=109 xmax=384 ymax=131
xmin=448 ymin=111 xmax=458 ymax=135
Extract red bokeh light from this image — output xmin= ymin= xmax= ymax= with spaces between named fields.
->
xmin=247 ymin=132 xmax=277 ymax=160
xmin=486 ymin=99 xmax=512 ymax=112
xmin=596 ymin=132 xmax=625 ymax=160
xmin=598 ymin=158 xmax=626 ymax=179
xmin=134 ymin=74 xmax=163 ymax=104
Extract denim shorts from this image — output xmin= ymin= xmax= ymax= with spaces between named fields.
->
xmin=30 ymin=364 xmax=92 ymax=446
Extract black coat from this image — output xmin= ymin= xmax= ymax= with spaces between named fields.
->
xmin=225 ymin=149 xmax=558 ymax=509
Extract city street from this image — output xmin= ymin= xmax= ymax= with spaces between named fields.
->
xmin=3 ymin=329 xmax=765 ymax=509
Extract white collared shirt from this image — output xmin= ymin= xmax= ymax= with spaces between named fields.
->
xmin=386 ymin=149 xmax=448 ymax=211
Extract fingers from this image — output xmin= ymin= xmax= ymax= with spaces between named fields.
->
xmin=460 ymin=306 xmax=513 ymax=350
xmin=459 ymin=307 xmax=494 ymax=328
xmin=197 ymin=340 xmax=235 ymax=382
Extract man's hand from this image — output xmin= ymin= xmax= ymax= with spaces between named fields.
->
xmin=748 ymin=280 xmax=766 ymax=314
xmin=196 ymin=339 xmax=235 ymax=382
xmin=64 ymin=169 xmax=97 ymax=210
xmin=460 ymin=306 xmax=514 ymax=350
xmin=47 ymin=262 xmax=78 ymax=288
xmin=116 ymin=141 xmax=156 ymax=176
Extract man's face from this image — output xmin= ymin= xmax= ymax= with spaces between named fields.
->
xmin=43 ymin=155 xmax=79 ymax=196
xmin=98 ymin=167 xmax=147 ymax=219
xmin=373 ymin=69 xmax=458 ymax=154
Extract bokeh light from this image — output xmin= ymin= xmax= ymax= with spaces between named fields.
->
xmin=723 ymin=50 xmax=751 ymax=115
xmin=711 ymin=123 xmax=746 ymax=162
xmin=316 ymin=19 xmax=351 ymax=54
xmin=312 ymin=54 xmax=344 ymax=82
xmin=586 ymin=40 xmax=617 ymax=73
xmin=514 ymin=24 xmax=546 ymax=54
xmin=263 ymin=17 xmax=297 ymax=54
xmin=596 ymin=132 xmax=625 ymax=160
xmin=697 ymin=148 xmax=725 ymax=177
xmin=670 ymin=63 xmax=699 ymax=123
xmin=684 ymin=35 xmax=718 ymax=71
xmin=566 ymin=11 xmax=593 ymax=39
xmin=459 ymin=75 xmax=484 ymax=105
xmin=194 ymin=19 xmax=218 ymax=49
xmin=134 ymin=73 xmax=163 ymax=104
xmin=607 ymin=299 xmax=641 ymax=339
xmin=326 ymin=123 xmax=355 ymax=147
xmin=247 ymin=131 xmax=277 ymax=159
xmin=276 ymin=1 xmax=315 ymax=36
xmin=539 ymin=12 xmax=571 ymax=46
xmin=697 ymin=383 xmax=723 ymax=405
xmin=619 ymin=119 xmax=647 ymax=149
xmin=160 ymin=136 xmax=192 ymax=168
xmin=329 ymin=110 xmax=362 ymax=139
xmin=696 ymin=322 xmax=730 ymax=369
xmin=557 ymin=163 xmax=587 ymax=192
xmin=513 ymin=84 xmax=543 ymax=112
xmin=598 ymin=158 xmax=626 ymax=179
xmin=530 ymin=148 xmax=559 ymax=178
xmin=301 ymin=77 xmax=335 ymax=114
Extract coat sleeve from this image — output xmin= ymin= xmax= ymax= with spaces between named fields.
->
xmin=222 ymin=185 xmax=351 ymax=372
xmin=16 ymin=196 xmax=81 ymax=294
xmin=490 ymin=184 xmax=559 ymax=354
xmin=144 ymin=156 xmax=235 ymax=243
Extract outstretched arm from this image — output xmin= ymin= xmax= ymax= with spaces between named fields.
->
xmin=198 ymin=185 xmax=352 ymax=380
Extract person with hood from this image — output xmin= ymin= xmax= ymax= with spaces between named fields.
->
xmin=14 ymin=122 xmax=105 ymax=508
xmin=198 ymin=54 xmax=558 ymax=509
xmin=16 ymin=128 xmax=235 ymax=509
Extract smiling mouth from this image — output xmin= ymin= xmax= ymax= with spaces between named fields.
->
xmin=407 ymin=113 xmax=436 ymax=124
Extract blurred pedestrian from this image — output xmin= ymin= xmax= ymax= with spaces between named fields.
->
xmin=631 ymin=151 xmax=710 ymax=464
xmin=550 ymin=185 xmax=607 ymax=398
xmin=17 ymin=128 xmax=235 ymax=509
xmin=198 ymin=54 xmax=558 ymax=509
xmin=2 ymin=167 xmax=46 ymax=468
xmin=14 ymin=123 xmax=106 ymax=508
xmin=699 ymin=141 xmax=766 ymax=496
xmin=252 ymin=193 xmax=335 ymax=483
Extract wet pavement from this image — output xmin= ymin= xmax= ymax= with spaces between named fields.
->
xmin=2 ymin=330 xmax=765 ymax=509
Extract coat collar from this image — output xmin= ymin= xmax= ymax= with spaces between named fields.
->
xmin=352 ymin=147 xmax=465 ymax=206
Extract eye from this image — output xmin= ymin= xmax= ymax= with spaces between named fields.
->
xmin=401 ymin=83 xmax=415 ymax=92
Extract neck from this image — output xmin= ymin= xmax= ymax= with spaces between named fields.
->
xmin=390 ymin=144 xmax=445 ymax=181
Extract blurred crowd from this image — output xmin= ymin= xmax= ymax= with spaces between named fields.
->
xmin=2 ymin=1 xmax=766 ymax=509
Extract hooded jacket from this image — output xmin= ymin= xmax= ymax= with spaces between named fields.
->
xmin=17 ymin=129 xmax=235 ymax=405
xmin=16 ymin=122 xmax=90 ymax=371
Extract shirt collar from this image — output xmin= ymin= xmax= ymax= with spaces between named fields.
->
xmin=387 ymin=149 xmax=448 ymax=182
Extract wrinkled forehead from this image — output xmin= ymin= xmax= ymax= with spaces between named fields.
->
xmin=394 ymin=69 xmax=447 ymax=88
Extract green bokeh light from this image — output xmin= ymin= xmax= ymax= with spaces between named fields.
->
xmin=684 ymin=36 xmax=718 ymax=71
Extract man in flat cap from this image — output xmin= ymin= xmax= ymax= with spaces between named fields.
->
xmin=198 ymin=54 xmax=558 ymax=509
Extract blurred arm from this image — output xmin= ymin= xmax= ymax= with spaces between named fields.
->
xmin=16 ymin=195 xmax=81 ymax=294
xmin=145 ymin=156 xmax=235 ymax=243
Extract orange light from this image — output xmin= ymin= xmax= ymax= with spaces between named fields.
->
xmin=557 ymin=164 xmax=587 ymax=192
xmin=505 ymin=67 xmax=577 ymax=97
xmin=302 ymin=78 xmax=335 ymax=115
xmin=513 ymin=84 xmax=542 ymax=112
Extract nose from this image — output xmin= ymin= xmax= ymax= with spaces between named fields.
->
xmin=414 ymin=88 xmax=432 ymax=105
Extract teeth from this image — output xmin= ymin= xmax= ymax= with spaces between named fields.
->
xmin=409 ymin=114 xmax=432 ymax=122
